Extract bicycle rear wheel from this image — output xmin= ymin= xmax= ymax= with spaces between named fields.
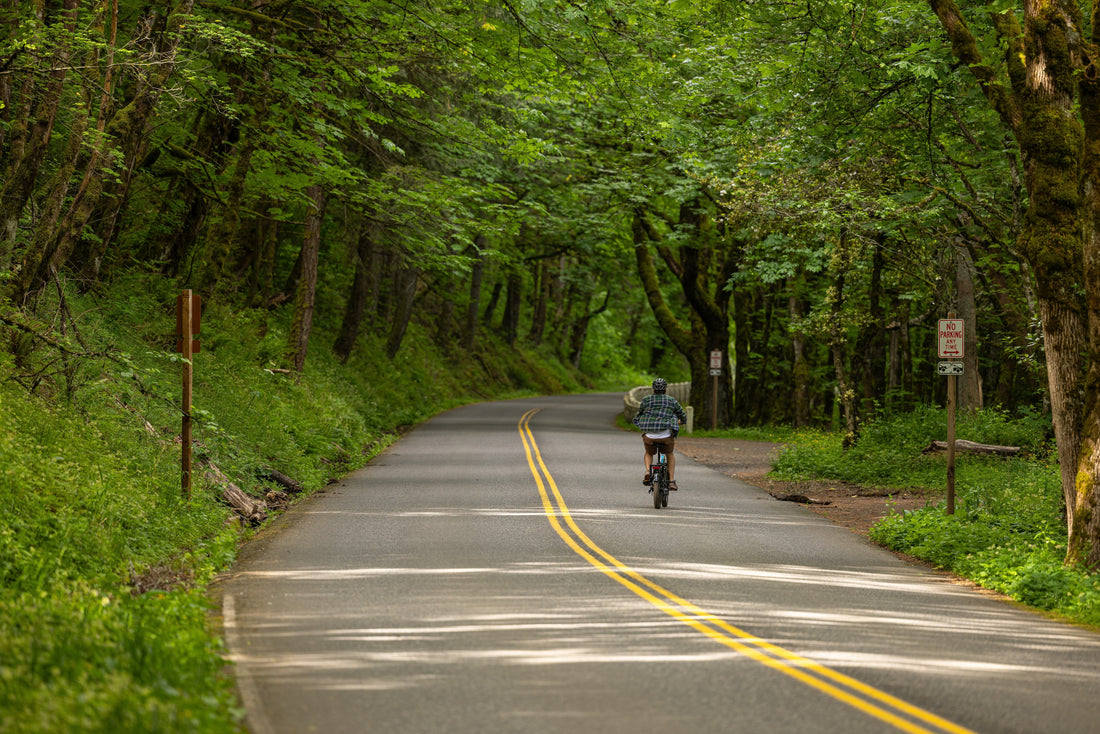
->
xmin=652 ymin=466 xmax=663 ymax=509
xmin=659 ymin=474 xmax=669 ymax=508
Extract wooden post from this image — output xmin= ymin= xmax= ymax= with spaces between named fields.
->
xmin=711 ymin=373 xmax=718 ymax=431
xmin=946 ymin=311 xmax=956 ymax=515
xmin=709 ymin=349 xmax=721 ymax=431
xmin=181 ymin=290 xmax=193 ymax=500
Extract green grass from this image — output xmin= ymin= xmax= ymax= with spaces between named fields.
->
xmin=768 ymin=406 xmax=1100 ymax=627
xmin=0 ymin=273 xmax=595 ymax=733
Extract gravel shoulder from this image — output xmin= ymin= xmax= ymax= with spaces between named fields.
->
xmin=675 ymin=437 xmax=940 ymax=538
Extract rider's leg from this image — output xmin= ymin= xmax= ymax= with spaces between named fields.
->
xmin=665 ymin=440 xmax=678 ymax=488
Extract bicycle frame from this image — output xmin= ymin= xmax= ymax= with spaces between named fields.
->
xmin=650 ymin=449 xmax=669 ymax=509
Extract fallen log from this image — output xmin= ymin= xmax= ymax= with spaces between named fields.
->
xmin=204 ymin=462 xmax=268 ymax=525
xmin=921 ymin=440 xmax=1021 ymax=457
xmin=263 ymin=467 xmax=304 ymax=494
xmin=774 ymin=492 xmax=831 ymax=506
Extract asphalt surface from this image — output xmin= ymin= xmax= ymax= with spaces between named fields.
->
xmin=219 ymin=394 xmax=1100 ymax=734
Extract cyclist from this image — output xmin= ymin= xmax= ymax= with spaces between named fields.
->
xmin=633 ymin=377 xmax=687 ymax=490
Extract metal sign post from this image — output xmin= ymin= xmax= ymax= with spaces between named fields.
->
xmin=937 ymin=315 xmax=963 ymax=515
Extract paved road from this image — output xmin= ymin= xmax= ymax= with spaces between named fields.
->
xmin=219 ymin=394 xmax=1100 ymax=734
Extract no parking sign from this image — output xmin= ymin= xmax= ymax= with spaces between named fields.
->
xmin=938 ymin=319 xmax=964 ymax=359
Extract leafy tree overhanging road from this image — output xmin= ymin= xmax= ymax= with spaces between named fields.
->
xmin=5 ymin=0 xmax=1100 ymax=563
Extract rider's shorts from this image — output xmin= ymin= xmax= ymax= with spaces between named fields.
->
xmin=643 ymin=434 xmax=675 ymax=454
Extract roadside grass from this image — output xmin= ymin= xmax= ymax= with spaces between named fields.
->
xmin=0 ymin=274 xmax=592 ymax=733
xmin=767 ymin=406 xmax=1100 ymax=628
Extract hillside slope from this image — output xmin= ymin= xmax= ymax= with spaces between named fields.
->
xmin=0 ymin=274 xmax=602 ymax=733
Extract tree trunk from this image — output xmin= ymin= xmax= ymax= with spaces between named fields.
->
xmin=752 ymin=290 xmax=776 ymax=423
xmin=243 ymin=206 xmax=281 ymax=307
xmin=956 ymin=242 xmax=982 ymax=410
xmin=567 ymin=290 xmax=610 ymax=369
xmin=637 ymin=202 xmax=735 ymax=427
xmin=385 ymin=263 xmax=419 ymax=359
xmin=500 ymin=268 xmax=522 ymax=346
xmin=436 ymin=291 xmax=455 ymax=348
xmin=333 ymin=227 xmax=376 ymax=363
xmin=980 ymin=247 xmax=1033 ymax=410
xmin=464 ymin=237 xmax=485 ymax=350
xmin=151 ymin=181 xmax=209 ymax=276
xmin=528 ymin=258 xmax=551 ymax=345
xmin=286 ymin=184 xmax=326 ymax=373
xmin=933 ymin=0 xmax=1096 ymax=562
xmin=482 ymin=280 xmax=503 ymax=326
xmin=1017 ymin=10 xmax=1088 ymax=560
xmin=858 ymin=236 xmax=888 ymax=418
xmin=923 ymin=440 xmax=1021 ymax=456
xmin=790 ymin=283 xmax=811 ymax=429
xmin=732 ymin=287 xmax=751 ymax=424
xmin=198 ymin=136 xmax=255 ymax=292
xmin=14 ymin=0 xmax=196 ymax=300
xmin=830 ymin=227 xmax=859 ymax=447
xmin=0 ymin=0 xmax=79 ymax=273
xmin=633 ymin=210 xmax=697 ymax=357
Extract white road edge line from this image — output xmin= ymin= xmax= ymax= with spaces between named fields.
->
xmin=223 ymin=593 xmax=275 ymax=734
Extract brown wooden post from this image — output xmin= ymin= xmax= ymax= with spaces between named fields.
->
xmin=181 ymin=291 xmax=193 ymax=500
xmin=709 ymin=349 xmax=721 ymax=431
xmin=711 ymin=374 xmax=718 ymax=431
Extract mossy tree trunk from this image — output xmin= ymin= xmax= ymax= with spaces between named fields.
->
xmin=931 ymin=0 xmax=1100 ymax=566
xmin=14 ymin=0 xmax=195 ymax=300
xmin=633 ymin=208 xmax=700 ymax=363
xmin=0 ymin=0 xmax=78 ymax=274
xmin=633 ymin=204 xmax=735 ymax=428
xmin=1073 ymin=2 xmax=1100 ymax=567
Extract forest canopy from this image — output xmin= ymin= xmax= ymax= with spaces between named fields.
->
xmin=3 ymin=0 xmax=1100 ymax=566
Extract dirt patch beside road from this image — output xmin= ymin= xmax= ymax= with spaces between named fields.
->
xmin=675 ymin=437 xmax=940 ymax=537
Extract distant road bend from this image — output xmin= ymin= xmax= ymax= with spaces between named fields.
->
xmin=220 ymin=394 xmax=1100 ymax=734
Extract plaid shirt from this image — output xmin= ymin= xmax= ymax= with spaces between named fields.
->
xmin=633 ymin=393 xmax=687 ymax=435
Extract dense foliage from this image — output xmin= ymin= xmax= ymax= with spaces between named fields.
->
xmin=771 ymin=407 xmax=1100 ymax=626
xmin=0 ymin=0 xmax=1049 ymax=427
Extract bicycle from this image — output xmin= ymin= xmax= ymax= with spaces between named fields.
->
xmin=649 ymin=448 xmax=670 ymax=509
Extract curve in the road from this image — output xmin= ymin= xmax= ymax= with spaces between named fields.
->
xmin=519 ymin=408 xmax=975 ymax=734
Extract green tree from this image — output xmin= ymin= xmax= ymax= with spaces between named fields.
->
xmin=928 ymin=0 xmax=1100 ymax=568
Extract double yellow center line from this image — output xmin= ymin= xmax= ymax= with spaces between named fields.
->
xmin=518 ymin=408 xmax=976 ymax=734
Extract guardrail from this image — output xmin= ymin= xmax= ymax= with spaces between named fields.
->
xmin=623 ymin=382 xmax=693 ymax=433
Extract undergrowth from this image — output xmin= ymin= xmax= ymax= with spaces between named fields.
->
xmin=772 ymin=406 xmax=1100 ymax=627
xmin=0 ymin=273 xmax=594 ymax=733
